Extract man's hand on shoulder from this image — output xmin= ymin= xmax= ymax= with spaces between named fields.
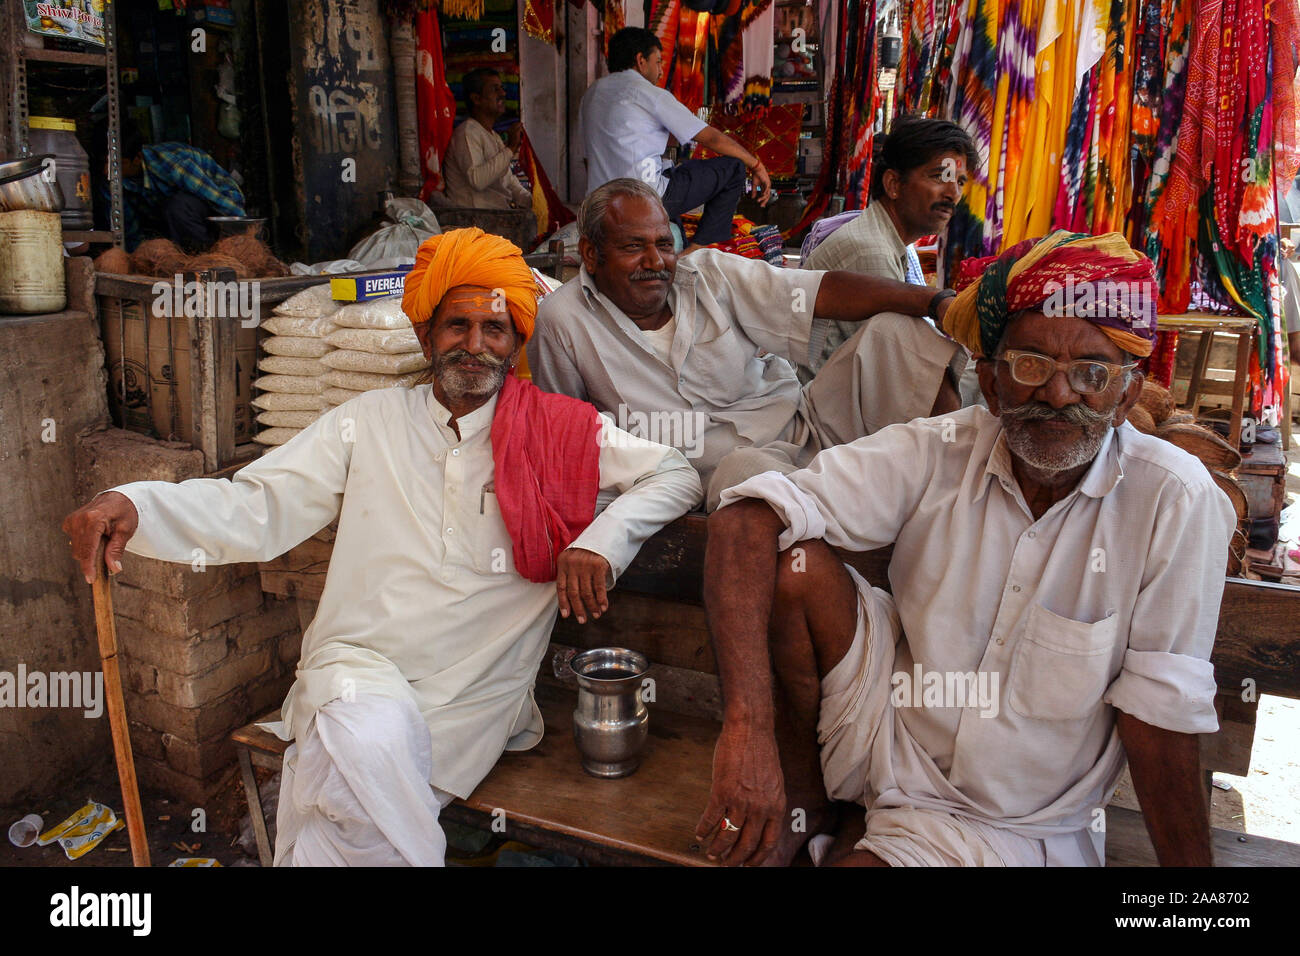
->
xmin=62 ymin=491 xmax=139 ymax=584
xmin=556 ymin=547 xmax=611 ymax=624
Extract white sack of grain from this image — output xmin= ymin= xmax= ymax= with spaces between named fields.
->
xmin=252 ymin=392 xmax=326 ymax=411
xmin=261 ymin=335 xmax=333 ymax=358
xmin=257 ymin=354 xmax=330 ymax=376
xmin=331 ymin=294 xmax=411 ymax=330
xmin=254 ymin=373 xmax=324 ymax=394
xmin=321 ymin=368 xmax=424 ymax=391
xmin=261 ymin=314 xmax=340 ymax=337
xmin=256 ymin=409 xmax=324 ymax=428
xmin=272 ymin=284 xmax=341 ymax=319
xmin=253 ymin=427 xmax=303 ymax=446
xmin=320 ymin=349 xmax=430 ymax=375
xmin=325 ymin=326 xmax=422 ymax=354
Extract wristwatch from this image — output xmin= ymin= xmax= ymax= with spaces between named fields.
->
xmin=928 ymin=288 xmax=956 ymax=320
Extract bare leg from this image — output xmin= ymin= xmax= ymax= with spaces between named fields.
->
xmin=681 ymin=242 xmax=706 ymax=255
xmin=817 ymin=810 xmax=890 ymax=866
xmin=761 ymin=539 xmax=860 ymax=865
xmin=929 ymin=369 xmax=961 ymax=417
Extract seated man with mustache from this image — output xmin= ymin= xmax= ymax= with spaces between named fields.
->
xmin=63 ymin=228 xmax=702 ymax=866
xmin=530 ymin=178 xmax=967 ymax=510
xmin=801 ymin=116 xmax=977 ymax=380
xmin=698 ymin=232 xmax=1236 ymax=867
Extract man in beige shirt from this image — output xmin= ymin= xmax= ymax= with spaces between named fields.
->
xmin=442 ymin=68 xmax=534 ymax=215
xmin=530 ymin=178 xmax=965 ymax=510
xmin=803 ymin=116 xmax=978 ymax=374
xmin=698 ymin=232 xmax=1235 ymax=868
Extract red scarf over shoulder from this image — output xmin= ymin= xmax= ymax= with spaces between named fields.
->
xmin=490 ymin=373 xmax=603 ymax=583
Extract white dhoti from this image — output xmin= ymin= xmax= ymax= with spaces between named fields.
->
xmin=274 ymin=694 xmax=456 ymax=867
xmin=817 ymin=568 xmax=1048 ymax=868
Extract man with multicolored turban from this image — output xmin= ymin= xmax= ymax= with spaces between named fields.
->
xmin=696 ymin=231 xmax=1236 ymax=868
xmin=62 ymin=227 xmax=701 ymax=867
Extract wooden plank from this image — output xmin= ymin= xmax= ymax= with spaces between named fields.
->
xmin=1104 ymin=806 xmax=1300 ymax=867
xmin=230 ymin=709 xmax=286 ymax=756
xmin=1212 ymin=579 xmax=1300 ymax=699
xmin=552 ymin=593 xmax=716 ymax=672
xmin=22 ymin=47 xmax=107 ymax=66
xmin=618 ymin=513 xmax=893 ymax=603
xmin=452 ymin=684 xmax=718 ymax=866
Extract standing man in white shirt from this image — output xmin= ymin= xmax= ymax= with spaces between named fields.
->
xmin=443 ymin=68 xmax=535 ymax=215
xmin=697 ymin=231 xmax=1235 ymax=868
xmin=580 ymin=27 xmax=773 ymax=254
xmin=63 ymin=228 xmax=702 ymax=867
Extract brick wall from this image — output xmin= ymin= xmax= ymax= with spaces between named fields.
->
xmin=77 ymin=429 xmax=301 ymax=806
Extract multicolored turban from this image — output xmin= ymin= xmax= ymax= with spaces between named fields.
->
xmin=945 ymin=231 xmax=1158 ymax=359
xmin=401 ymin=227 xmax=539 ymax=342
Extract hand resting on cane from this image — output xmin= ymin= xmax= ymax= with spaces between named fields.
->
xmin=62 ymin=491 xmax=139 ymax=583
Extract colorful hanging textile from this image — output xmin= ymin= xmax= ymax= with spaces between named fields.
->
xmin=604 ymin=0 xmax=627 ymax=61
xmin=692 ymin=103 xmax=802 ymax=176
xmin=672 ymin=7 xmax=711 ymax=113
xmin=787 ymin=0 xmax=878 ymax=237
xmin=416 ymin=7 xmax=457 ymax=200
xmin=739 ymin=0 xmax=775 ymax=109
xmin=521 ymin=0 xmax=555 ymax=43
xmin=649 ymin=0 xmax=682 ymax=83
xmin=440 ymin=0 xmax=485 ymax=20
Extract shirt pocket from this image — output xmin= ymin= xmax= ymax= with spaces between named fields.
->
xmin=1008 ymin=603 xmax=1119 ymax=722
xmin=471 ymin=489 xmax=517 ymax=576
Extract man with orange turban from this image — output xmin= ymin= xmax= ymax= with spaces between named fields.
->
xmin=697 ymin=231 xmax=1236 ymax=868
xmin=62 ymin=227 xmax=701 ymax=866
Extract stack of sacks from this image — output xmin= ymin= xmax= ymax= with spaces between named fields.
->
xmin=253 ymin=285 xmax=340 ymax=446
xmin=321 ymin=294 xmax=428 ymax=406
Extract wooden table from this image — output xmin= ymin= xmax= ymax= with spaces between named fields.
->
xmin=1157 ymin=313 xmax=1257 ymax=448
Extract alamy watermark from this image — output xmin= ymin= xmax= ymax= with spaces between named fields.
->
xmin=151 ymin=274 xmax=261 ymax=328
xmin=1041 ymin=276 xmax=1157 ymax=330
xmin=0 ymin=664 xmax=103 ymax=718
xmin=603 ymin=403 xmax=708 ymax=459
xmin=890 ymin=664 xmax=1000 ymax=718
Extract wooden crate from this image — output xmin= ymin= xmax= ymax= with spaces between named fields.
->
xmin=96 ymin=270 xmax=334 ymax=472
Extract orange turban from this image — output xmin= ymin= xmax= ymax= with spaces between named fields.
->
xmin=401 ymin=227 xmax=539 ymax=342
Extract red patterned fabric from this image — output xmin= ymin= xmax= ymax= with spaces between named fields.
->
xmin=691 ymin=103 xmax=802 ymax=177
xmin=521 ymin=0 xmax=555 ymax=43
xmin=416 ymin=8 xmax=456 ymax=200
xmin=491 ymin=374 xmax=602 ymax=584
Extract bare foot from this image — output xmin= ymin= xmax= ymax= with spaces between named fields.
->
xmin=760 ymin=801 xmax=838 ymax=867
xmin=680 ymin=243 xmax=706 ymax=255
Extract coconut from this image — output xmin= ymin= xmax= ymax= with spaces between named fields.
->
xmin=211 ymin=235 xmax=290 ymax=278
xmin=186 ymin=252 xmax=252 ymax=280
xmin=129 ymin=238 xmax=190 ymax=277
xmin=92 ymin=246 xmax=132 ymax=275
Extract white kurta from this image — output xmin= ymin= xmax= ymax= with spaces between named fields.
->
xmin=719 ymin=407 xmax=1236 ymax=864
xmin=114 ymin=385 xmax=702 ymax=798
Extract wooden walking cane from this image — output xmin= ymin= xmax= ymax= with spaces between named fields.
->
xmin=90 ymin=539 xmax=151 ymax=867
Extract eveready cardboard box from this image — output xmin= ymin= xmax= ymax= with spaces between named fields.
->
xmin=330 ymin=267 xmax=412 ymax=302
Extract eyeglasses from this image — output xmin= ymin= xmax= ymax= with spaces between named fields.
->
xmin=999 ymin=349 xmax=1137 ymax=394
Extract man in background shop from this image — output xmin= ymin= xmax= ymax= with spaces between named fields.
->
xmin=579 ymin=27 xmax=772 ymax=254
xmin=803 ymin=116 xmax=979 ymax=380
xmin=442 ymin=67 xmax=534 ymax=214
xmin=117 ymin=125 xmax=245 ymax=252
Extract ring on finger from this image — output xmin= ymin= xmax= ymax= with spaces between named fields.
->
xmin=721 ymin=817 xmax=740 ymax=832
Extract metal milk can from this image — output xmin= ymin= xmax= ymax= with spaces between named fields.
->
xmin=570 ymin=648 xmax=650 ymax=778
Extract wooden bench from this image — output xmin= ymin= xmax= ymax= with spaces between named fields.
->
xmin=242 ymin=515 xmax=1300 ymax=867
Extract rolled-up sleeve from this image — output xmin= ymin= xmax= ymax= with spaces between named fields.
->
xmin=1102 ymin=476 xmax=1236 ymax=733
xmin=692 ymin=251 xmax=824 ymax=367
xmin=717 ymin=419 xmax=933 ymax=552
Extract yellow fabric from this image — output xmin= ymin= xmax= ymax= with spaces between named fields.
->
xmin=402 ymin=227 xmax=539 ymax=342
